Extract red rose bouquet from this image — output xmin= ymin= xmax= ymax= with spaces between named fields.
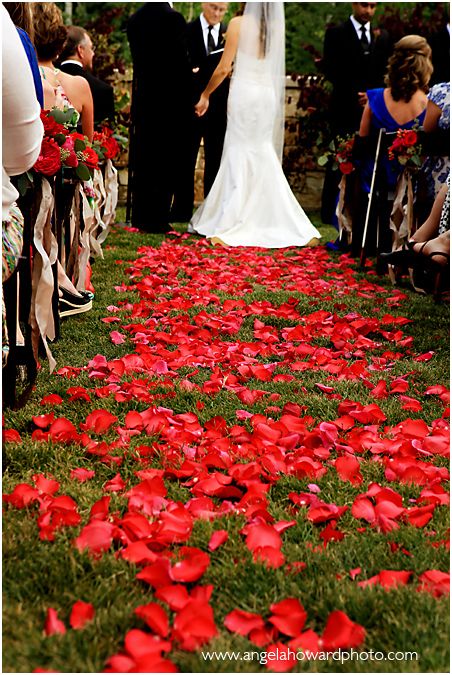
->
xmin=92 ymin=124 xmax=126 ymax=163
xmin=31 ymin=109 xmax=101 ymax=182
xmin=33 ymin=138 xmax=62 ymax=176
xmin=387 ymin=128 xmax=422 ymax=167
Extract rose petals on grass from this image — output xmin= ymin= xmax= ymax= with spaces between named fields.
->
xmin=3 ymin=231 xmax=449 ymax=673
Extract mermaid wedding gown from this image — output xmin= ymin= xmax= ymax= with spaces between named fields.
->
xmin=190 ymin=51 xmax=321 ymax=248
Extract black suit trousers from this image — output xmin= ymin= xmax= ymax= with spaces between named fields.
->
xmin=171 ymin=105 xmax=227 ymax=219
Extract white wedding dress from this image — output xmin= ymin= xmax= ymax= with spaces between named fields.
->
xmin=190 ymin=12 xmax=321 ymax=248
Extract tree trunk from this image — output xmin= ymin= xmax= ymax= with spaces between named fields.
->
xmin=64 ymin=2 xmax=73 ymax=23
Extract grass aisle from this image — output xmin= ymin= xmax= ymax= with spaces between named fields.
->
xmin=3 ymin=219 xmax=449 ymax=674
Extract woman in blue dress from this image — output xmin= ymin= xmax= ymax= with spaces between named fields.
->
xmin=354 ymin=36 xmax=432 ymax=255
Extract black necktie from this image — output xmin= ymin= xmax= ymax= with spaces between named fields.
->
xmin=207 ymin=25 xmax=216 ymax=54
xmin=360 ymin=25 xmax=370 ymax=55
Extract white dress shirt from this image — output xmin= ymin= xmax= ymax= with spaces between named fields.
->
xmin=60 ymin=59 xmax=83 ymax=68
xmin=200 ymin=13 xmax=221 ymax=54
xmin=350 ymin=15 xmax=371 ymax=45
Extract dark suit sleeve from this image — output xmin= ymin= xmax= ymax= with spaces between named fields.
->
xmin=106 ymin=84 xmax=115 ymax=121
xmin=322 ymin=27 xmax=341 ymax=85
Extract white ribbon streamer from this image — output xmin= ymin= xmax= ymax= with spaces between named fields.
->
xmin=30 ymin=178 xmax=57 ymax=372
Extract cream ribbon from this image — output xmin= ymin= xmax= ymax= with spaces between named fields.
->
xmin=92 ymin=168 xmax=108 ymax=248
xmin=77 ymin=185 xmax=94 ymax=291
xmin=335 ymin=174 xmax=353 ymax=244
xmin=100 ymin=159 xmax=118 ymax=237
xmin=30 ymin=178 xmax=57 ymax=372
xmin=390 ymin=168 xmax=414 ymax=250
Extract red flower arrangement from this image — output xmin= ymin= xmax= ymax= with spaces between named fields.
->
xmin=92 ymin=125 xmax=121 ymax=162
xmin=387 ymin=128 xmax=422 ymax=167
xmin=33 ymin=138 xmax=62 ymax=176
xmin=335 ymin=135 xmax=355 ymax=175
xmin=17 ymin=110 xmax=124 ymax=196
xmin=19 ymin=108 xmax=103 ymax=190
xmin=318 ymin=134 xmax=356 ymax=174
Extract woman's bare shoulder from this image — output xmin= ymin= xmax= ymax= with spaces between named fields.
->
xmin=59 ymin=71 xmax=90 ymax=91
xmin=226 ymin=16 xmax=242 ymax=32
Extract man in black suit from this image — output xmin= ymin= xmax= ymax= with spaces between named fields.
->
xmin=127 ymin=2 xmax=192 ymax=233
xmin=321 ymin=2 xmax=391 ymax=225
xmin=59 ymin=26 xmax=115 ymax=126
xmin=170 ymin=2 xmax=229 ymax=224
xmin=429 ymin=23 xmax=450 ymax=85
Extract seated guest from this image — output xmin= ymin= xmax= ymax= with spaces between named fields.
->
xmin=3 ymin=2 xmax=44 ymax=108
xmin=58 ymin=26 xmax=115 ymax=127
xmin=2 ymin=4 xmax=43 ymax=360
xmin=32 ymin=2 xmax=94 ymax=142
xmin=354 ymin=35 xmax=432 ymax=255
xmin=2 ymin=4 xmax=43 ymax=241
xmin=418 ymin=81 xmax=450 ymax=220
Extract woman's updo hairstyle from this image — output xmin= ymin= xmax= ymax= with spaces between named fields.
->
xmin=385 ymin=35 xmax=433 ymax=102
xmin=32 ymin=2 xmax=68 ymax=61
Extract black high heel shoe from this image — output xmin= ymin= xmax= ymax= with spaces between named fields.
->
xmin=411 ymin=247 xmax=450 ymax=301
xmin=380 ymin=240 xmax=417 ymax=267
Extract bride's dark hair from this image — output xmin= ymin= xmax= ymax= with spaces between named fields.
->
xmin=234 ymin=3 xmax=268 ymax=54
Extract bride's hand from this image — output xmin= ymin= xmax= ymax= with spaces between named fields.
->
xmin=195 ymin=95 xmax=209 ymax=117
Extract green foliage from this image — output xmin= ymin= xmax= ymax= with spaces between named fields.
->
xmin=75 ymin=163 xmax=91 ymax=181
xmin=59 ymin=2 xmax=448 ymax=76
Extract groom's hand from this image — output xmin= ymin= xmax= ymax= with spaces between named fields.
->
xmin=195 ymin=95 xmax=209 ymax=117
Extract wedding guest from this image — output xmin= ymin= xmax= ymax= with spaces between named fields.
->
xmin=33 ymin=2 xmax=94 ymax=142
xmin=2 ymin=2 xmax=43 ymax=355
xmin=321 ymin=2 xmax=391 ymax=225
xmin=418 ymin=81 xmax=450 ymax=221
xmin=127 ymin=2 xmax=192 ymax=233
xmin=354 ymin=35 xmax=432 ymax=256
xmin=171 ymin=2 xmax=229 ymax=223
xmin=3 ymin=2 xmax=44 ymax=108
xmin=32 ymin=2 xmax=94 ymax=316
xmin=2 ymin=4 xmax=43 ymax=228
xmin=58 ymin=26 xmax=115 ymax=127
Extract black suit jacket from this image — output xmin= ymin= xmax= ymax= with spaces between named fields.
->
xmin=323 ymin=18 xmax=392 ymax=135
xmin=429 ymin=26 xmax=450 ymax=85
xmin=186 ymin=17 xmax=229 ymax=115
xmin=128 ymin=3 xmax=191 ymax=102
xmin=59 ymin=61 xmax=115 ymax=126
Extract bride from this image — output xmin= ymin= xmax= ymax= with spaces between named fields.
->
xmin=190 ymin=1 xmax=321 ymax=248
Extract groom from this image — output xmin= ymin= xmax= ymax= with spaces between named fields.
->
xmin=170 ymin=2 xmax=229 ymax=223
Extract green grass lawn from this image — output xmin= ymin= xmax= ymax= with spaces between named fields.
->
xmin=2 ymin=213 xmax=449 ymax=673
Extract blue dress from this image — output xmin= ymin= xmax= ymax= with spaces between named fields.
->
xmin=17 ymin=28 xmax=44 ymax=108
xmin=361 ymin=88 xmax=426 ymax=192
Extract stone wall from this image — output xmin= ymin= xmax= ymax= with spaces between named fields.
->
xmin=116 ymin=77 xmax=324 ymax=213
